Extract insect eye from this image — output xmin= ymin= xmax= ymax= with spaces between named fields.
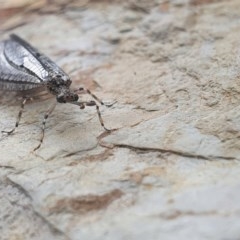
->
xmin=66 ymin=80 xmax=72 ymax=87
xmin=73 ymin=94 xmax=78 ymax=101
xmin=57 ymin=95 xmax=66 ymax=103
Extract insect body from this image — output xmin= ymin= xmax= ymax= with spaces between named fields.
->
xmin=0 ymin=34 xmax=111 ymax=150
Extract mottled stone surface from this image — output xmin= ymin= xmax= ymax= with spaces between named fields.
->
xmin=1 ymin=0 xmax=240 ymax=239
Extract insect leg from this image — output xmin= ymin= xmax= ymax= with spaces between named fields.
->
xmin=2 ymin=97 xmax=32 ymax=135
xmin=75 ymin=87 xmax=113 ymax=107
xmin=33 ymin=102 xmax=57 ymax=151
xmin=72 ymin=101 xmax=110 ymax=131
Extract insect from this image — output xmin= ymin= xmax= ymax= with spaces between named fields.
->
xmin=0 ymin=34 xmax=112 ymax=151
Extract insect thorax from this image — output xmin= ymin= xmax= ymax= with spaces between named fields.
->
xmin=47 ymin=74 xmax=78 ymax=103
xmin=46 ymin=73 xmax=70 ymax=93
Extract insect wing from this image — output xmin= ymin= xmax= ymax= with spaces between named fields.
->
xmin=4 ymin=35 xmax=49 ymax=81
xmin=0 ymin=34 xmax=70 ymax=91
xmin=9 ymin=34 xmax=70 ymax=82
xmin=0 ymin=41 xmax=43 ymax=91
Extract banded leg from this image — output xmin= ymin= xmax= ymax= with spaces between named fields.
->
xmin=72 ymin=100 xmax=110 ymax=131
xmin=2 ymin=97 xmax=31 ymax=135
xmin=33 ymin=102 xmax=57 ymax=151
xmin=75 ymin=87 xmax=113 ymax=107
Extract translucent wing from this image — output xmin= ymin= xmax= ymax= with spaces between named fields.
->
xmin=0 ymin=42 xmax=41 ymax=91
xmin=4 ymin=37 xmax=48 ymax=81
xmin=9 ymin=34 xmax=70 ymax=82
xmin=0 ymin=34 xmax=69 ymax=91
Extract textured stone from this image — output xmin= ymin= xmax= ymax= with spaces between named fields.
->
xmin=1 ymin=0 xmax=240 ymax=240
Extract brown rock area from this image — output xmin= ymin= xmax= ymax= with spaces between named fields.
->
xmin=1 ymin=0 xmax=240 ymax=239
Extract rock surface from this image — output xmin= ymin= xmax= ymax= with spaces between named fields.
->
xmin=1 ymin=0 xmax=240 ymax=239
